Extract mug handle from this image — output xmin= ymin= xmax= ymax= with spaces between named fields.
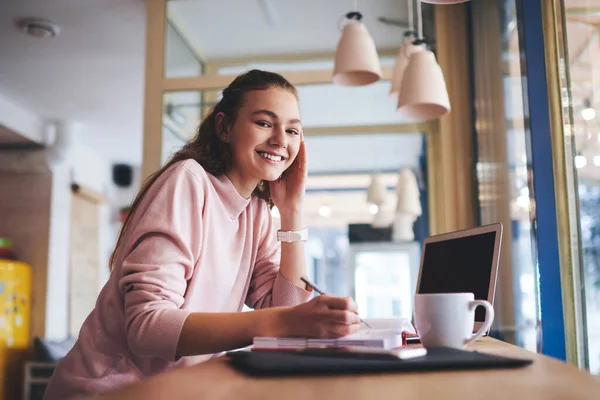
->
xmin=464 ymin=300 xmax=495 ymax=345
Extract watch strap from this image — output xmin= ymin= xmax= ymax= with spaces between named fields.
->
xmin=277 ymin=228 xmax=308 ymax=243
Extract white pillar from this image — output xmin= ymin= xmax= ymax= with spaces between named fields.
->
xmin=45 ymin=119 xmax=79 ymax=340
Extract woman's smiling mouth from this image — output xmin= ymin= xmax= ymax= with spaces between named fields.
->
xmin=257 ymin=151 xmax=285 ymax=162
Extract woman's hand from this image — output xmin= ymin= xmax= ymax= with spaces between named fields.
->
xmin=270 ymin=139 xmax=307 ymax=215
xmin=279 ymin=295 xmax=362 ymax=338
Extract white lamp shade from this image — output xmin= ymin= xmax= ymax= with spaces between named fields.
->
xmin=420 ymin=0 xmax=471 ymax=4
xmin=333 ymin=22 xmax=382 ymax=86
xmin=392 ymin=213 xmax=416 ymax=242
xmin=395 ymin=169 xmax=422 ymax=216
xmin=390 ymin=43 xmax=423 ymax=97
xmin=366 ymin=174 xmax=386 ymax=206
xmin=371 ymin=208 xmax=390 ymax=228
xmin=397 ymin=50 xmax=451 ymax=121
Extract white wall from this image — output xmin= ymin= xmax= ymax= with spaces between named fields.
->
xmin=0 ymin=92 xmax=44 ymax=144
xmin=45 ymin=141 xmax=114 ymax=341
xmin=0 ymin=137 xmax=115 ymax=341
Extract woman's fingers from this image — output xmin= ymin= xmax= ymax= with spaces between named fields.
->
xmin=296 ymin=140 xmax=307 ymax=174
xmin=316 ymin=295 xmax=358 ymax=313
xmin=326 ymin=309 xmax=361 ymax=325
xmin=324 ymin=321 xmax=362 ymax=338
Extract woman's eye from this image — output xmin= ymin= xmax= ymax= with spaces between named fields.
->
xmin=287 ymin=130 xmax=300 ymax=135
xmin=256 ymin=121 xmax=271 ymax=128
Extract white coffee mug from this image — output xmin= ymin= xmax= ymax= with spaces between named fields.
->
xmin=413 ymin=292 xmax=494 ymax=349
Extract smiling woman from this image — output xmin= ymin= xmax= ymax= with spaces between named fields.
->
xmin=42 ymin=69 xmax=366 ymax=399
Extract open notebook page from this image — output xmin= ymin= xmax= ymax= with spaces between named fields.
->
xmin=253 ymin=318 xmax=416 ymax=350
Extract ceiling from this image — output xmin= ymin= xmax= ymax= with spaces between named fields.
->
xmin=168 ymin=0 xmax=410 ymax=60
xmin=0 ymin=0 xmax=146 ymax=162
xmin=0 ymin=0 xmax=422 ymax=230
xmin=0 ymin=0 xmax=414 ymax=164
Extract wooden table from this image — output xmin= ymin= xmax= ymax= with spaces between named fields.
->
xmin=90 ymin=338 xmax=600 ymax=400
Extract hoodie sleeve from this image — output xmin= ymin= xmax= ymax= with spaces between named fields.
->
xmin=117 ymin=164 xmax=204 ymax=361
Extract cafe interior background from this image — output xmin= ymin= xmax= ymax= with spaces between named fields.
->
xmin=0 ymin=0 xmax=600 ymax=397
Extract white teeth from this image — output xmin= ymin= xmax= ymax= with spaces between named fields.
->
xmin=259 ymin=152 xmax=282 ymax=162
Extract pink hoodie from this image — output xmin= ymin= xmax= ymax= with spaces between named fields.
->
xmin=43 ymin=160 xmax=311 ymax=399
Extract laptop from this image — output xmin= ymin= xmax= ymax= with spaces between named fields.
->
xmin=413 ymin=223 xmax=503 ymax=334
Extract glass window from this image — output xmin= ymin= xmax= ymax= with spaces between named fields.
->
xmin=300 ymin=133 xmax=426 ymax=304
xmin=160 ymin=85 xmax=419 ymax=165
xmin=194 ymin=82 xmax=413 ymax=128
xmin=164 ymin=21 xmax=204 ymax=78
xmin=353 ymin=248 xmax=416 ymax=319
xmin=297 ymin=81 xmax=410 ymax=127
xmin=560 ymin=0 xmax=600 ymax=374
xmin=470 ymin=0 xmax=539 ymax=352
xmin=162 ymin=90 xmax=202 ymax=164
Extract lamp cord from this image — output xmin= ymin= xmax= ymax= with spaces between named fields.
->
xmin=408 ymin=0 xmax=414 ymax=33
xmin=416 ymin=0 xmax=423 ymax=39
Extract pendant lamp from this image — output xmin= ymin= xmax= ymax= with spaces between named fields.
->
xmin=396 ymin=0 xmax=450 ymax=121
xmin=333 ymin=11 xmax=382 ymax=86
xmin=392 ymin=168 xmax=422 ymax=241
xmin=366 ymin=173 xmax=386 ymax=206
xmin=397 ymin=47 xmax=450 ymax=121
xmin=389 ymin=32 xmax=422 ymax=98
xmin=390 ymin=0 xmax=418 ymax=98
xmin=421 ymin=0 xmax=471 ymax=4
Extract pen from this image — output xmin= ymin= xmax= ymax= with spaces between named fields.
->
xmin=300 ymin=276 xmax=371 ymax=328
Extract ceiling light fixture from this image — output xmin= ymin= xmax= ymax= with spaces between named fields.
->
xmin=333 ymin=1 xmax=382 ymax=86
xmin=392 ymin=168 xmax=422 ymax=241
xmin=575 ymin=153 xmax=587 ymax=169
xmin=366 ymin=174 xmax=387 ymax=206
xmin=17 ymin=18 xmax=60 ymax=38
xmin=582 ymin=98 xmax=596 ymax=121
xmin=390 ymin=1 xmax=421 ymax=98
xmin=369 ymin=204 xmax=379 ymax=215
xmin=390 ymin=36 xmax=422 ymax=98
xmin=318 ymin=205 xmax=332 ymax=218
xmin=396 ymin=0 xmax=450 ymax=121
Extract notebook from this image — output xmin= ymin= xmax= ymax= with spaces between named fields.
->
xmin=228 ymin=346 xmax=533 ymax=377
xmin=253 ymin=318 xmax=416 ymax=351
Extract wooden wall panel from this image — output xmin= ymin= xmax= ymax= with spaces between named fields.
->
xmin=0 ymin=171 xmax=51 ymax=341
xmin=433 ymin=4 xmax=477 ymax=233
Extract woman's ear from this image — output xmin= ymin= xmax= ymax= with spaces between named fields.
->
xmin=215 ymin=112 xmax=230 ymax=142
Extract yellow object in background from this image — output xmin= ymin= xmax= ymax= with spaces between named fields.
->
xmin=0 ymin=238 xmax=32 ymax=400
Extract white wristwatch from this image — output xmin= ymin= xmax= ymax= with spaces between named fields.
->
xmin=277 ymin=228 xmax=308 ymax=243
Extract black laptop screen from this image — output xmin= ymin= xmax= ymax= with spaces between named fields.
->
xmin=418 ymin=231 xmax=497 ymax=321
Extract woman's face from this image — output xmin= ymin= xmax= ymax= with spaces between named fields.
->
xmin=223 ymin=87 xmax=302 ymax=186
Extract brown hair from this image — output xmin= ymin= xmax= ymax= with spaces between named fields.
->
xmin=109 ymin=69 xmax=298 ymax=268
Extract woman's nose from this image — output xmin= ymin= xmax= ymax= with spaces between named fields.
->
xmin=269 ymin=126 xmax=287 ymax=148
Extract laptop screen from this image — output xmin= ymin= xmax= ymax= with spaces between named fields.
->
xmin=418 ymin=231 xmax=497 ymax=321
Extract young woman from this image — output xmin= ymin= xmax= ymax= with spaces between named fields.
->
xmin=43 ymin=70 xmax=361 ymax=399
